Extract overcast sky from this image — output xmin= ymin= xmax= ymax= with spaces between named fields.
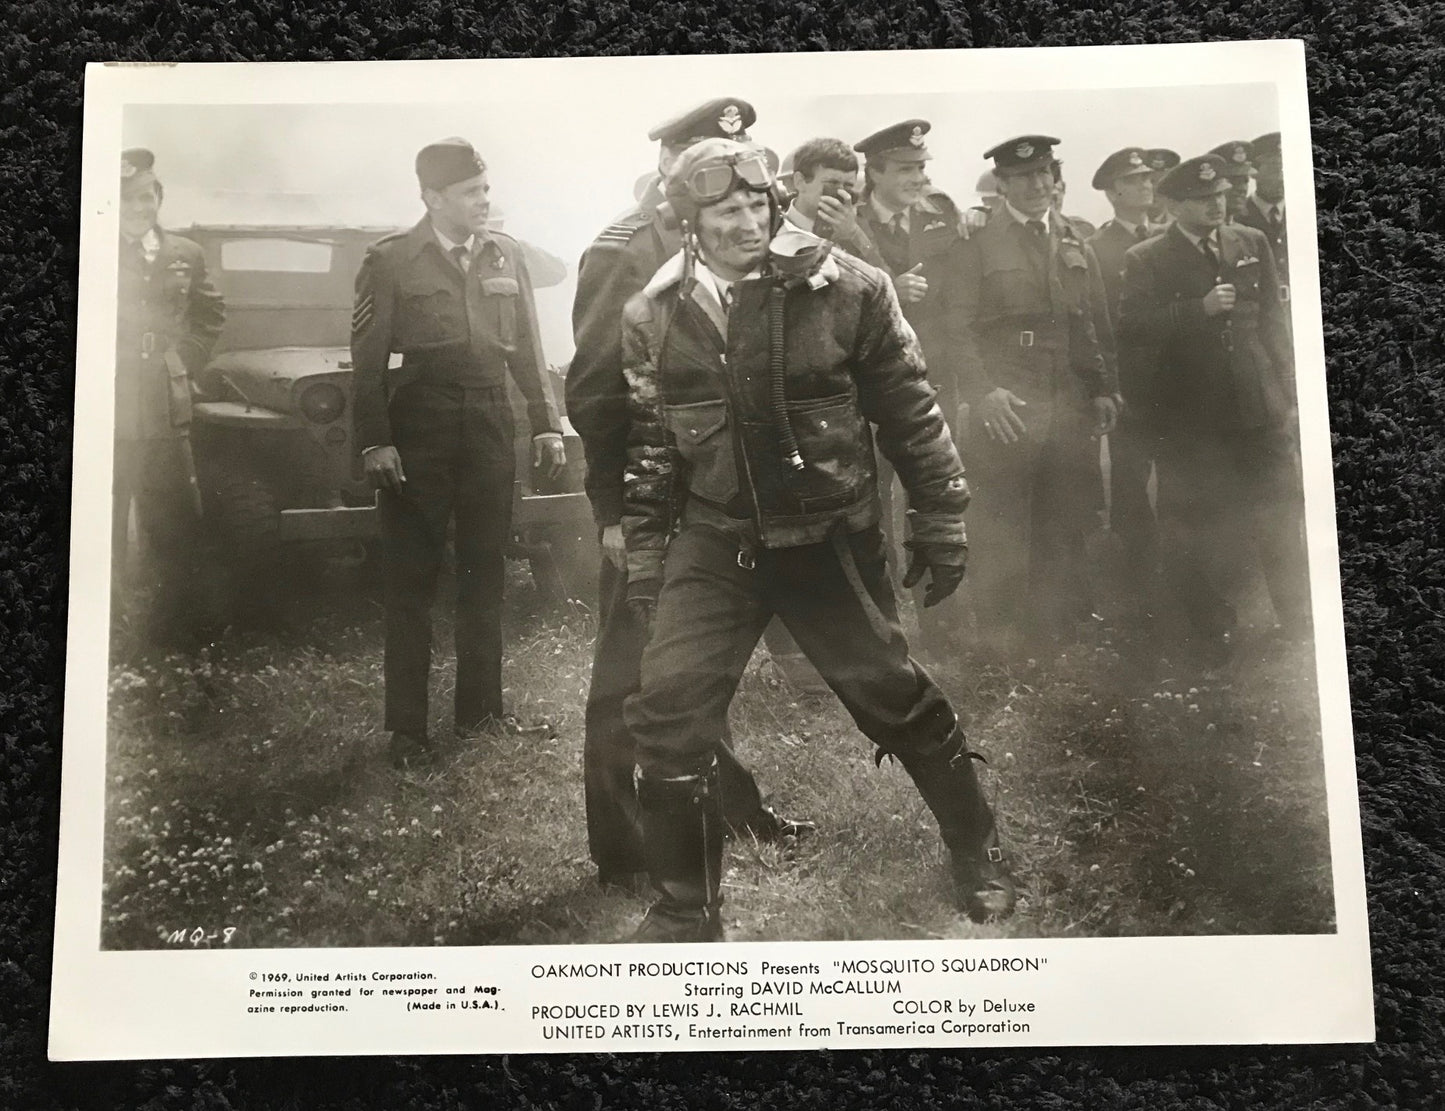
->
xmin=128 ymin=83 xmax=1278 ymax=364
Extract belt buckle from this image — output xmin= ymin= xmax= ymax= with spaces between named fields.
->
xmin=140 ymin=332 xmax=157 ymax=356
xmin=736 ymin=549 xmax=755 ymax=571
xmin=1019 ymin=330 xmax=1034 ymax=347
xmin=986 ymin=846 xmax=1004 ymax=864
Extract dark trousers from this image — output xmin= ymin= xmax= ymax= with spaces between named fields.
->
xmin=380 ymin=383 xmax=514 ymax=737
xmin=1154 ymin=425 xmax=1310 ymax=636
xmin=625 ymin=523 xmax=955 ymax=780
xmin=585 ymin=553 xmax=766 ymax=875
xmin=1108 ymin=422 xmax=1160 ymax=583
xmin=964 ymin=418 xmax=1095 ymax=642
xmin=112 ymin=437 xmax=203 ymax=628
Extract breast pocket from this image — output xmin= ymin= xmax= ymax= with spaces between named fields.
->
xmin=480 ymin=275 xmax=519 ymax=346
xmin=785 ymin=393 xmax=871 ymax=513
xmin=397 ymin=277 xmax=465 ymax=349
xmin=665 ymin=399 xmax=737 ymax=504
xmin=162 ymin=262 xmax=194 ymax=301
xmin=1231 ymin=258 xmax=1263 ymax=298
xmin=1059 ymin=247 xmax=1091 ymax=312
xmin=983 ymin=265 xmax=1039 ymax=317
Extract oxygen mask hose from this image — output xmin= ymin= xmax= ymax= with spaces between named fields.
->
xmin=769 ymin=284 xmax=805 ymax=474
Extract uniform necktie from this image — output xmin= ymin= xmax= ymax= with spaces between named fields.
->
xmin=884 ymin=211 xmax=906 ymax=252
xmin=1201 ymin=233 xmax=1220 ymax=275
xmin=722 ymin=286 xmax=735 ymax=316
xmin=451 ymin=244 xmax=471 ymax=274
xmin=1268 ymin=206 xmax=1283 ymax=236
xmin=1135 ymin=223 xmax=1150 ymax=242
xmin=1026 ymin=219 xmax=1047 ymax=238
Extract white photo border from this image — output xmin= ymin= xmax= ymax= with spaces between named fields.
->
xmin=52 ymin=40 xmax=1372 ymax=1060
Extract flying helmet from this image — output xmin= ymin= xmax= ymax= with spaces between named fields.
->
xmin=658 ymin=138 xmax=790 ymax=231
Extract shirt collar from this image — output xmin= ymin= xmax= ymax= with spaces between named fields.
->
xmin=869 ymin=193 xmax=909 ymax=231
xmin=697 ymin=259 xmax=760 ymax=307
xmin=784 ymin=205 xmax=816 ymax=234
xmin=121 ymin=226 xmax=162 ymax=252
xmin=1251 ymin=194 xmax=1285 ymax=220
xmin=1003 ymin=200 xmax=1051 ymax=228
xmin=432 ymin=223 xmax=475 ymax=257
xmin=1176 ymin=224 xmax=1217 ymax=250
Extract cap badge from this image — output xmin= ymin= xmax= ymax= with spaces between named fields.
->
xmin=121 ymin=160 xmax=137 ymax=179
xmin=1150 ymin=156 xmax=1166 ymax=169
xmin=909 ymin=126 xmax=925 ymax=147
xmin=1232 ymin=147 xmax=1247 ymax=163
xmin=1128 ymin=151 xmax=1143 ymax=166
xmin=718 ymin=105 xmax=743 ymax=135
xmin=1199 ymin=163 xmax=1217 ymax=182
xmin=1016 ymin=142 xmax=1035 ymax=159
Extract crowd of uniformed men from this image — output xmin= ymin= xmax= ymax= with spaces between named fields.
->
xmin=114 ymin=94 xmax=1306 ymax=943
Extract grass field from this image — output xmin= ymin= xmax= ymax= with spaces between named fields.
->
xmin=101 ymin=545 xmax=1335 ymax=950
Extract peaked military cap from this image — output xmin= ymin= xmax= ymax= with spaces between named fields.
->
xmin=1144 ymin=148 xmax=1181 ymax=173
xmin=1209 ymin=140 xmax=1255 ymax=178
xmin=1091 ymin=147 xmax=1154 ymax=190
xmin=1157 ymin=154 xmax=1233 ymax=200
xmin=854 ymin=119 xmax=932 ymax=163
xmin=416 ymin=137 xmax=486 ymax=191
xmin=984 ymin=134 xmax=1061 ymax=175
xmin=1250 ymin=131 xmax=1282 ymax=160
xmin=648 ymin=98 xmax=756 ymax=145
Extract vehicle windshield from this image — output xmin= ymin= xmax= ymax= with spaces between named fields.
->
xmin=221 ymin=237 xmax=333 ymax=273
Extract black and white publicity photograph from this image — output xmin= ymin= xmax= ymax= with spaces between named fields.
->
xmin=49 ymin=42 xmax=1373 ymax=1059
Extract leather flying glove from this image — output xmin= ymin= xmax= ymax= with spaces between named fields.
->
xmin=902 ymin=541 xmax=967 ymax=608
xmin=626 ymin=579 xmax=661 ymax=636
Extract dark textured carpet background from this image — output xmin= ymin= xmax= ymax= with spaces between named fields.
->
xmin=3 ymin=3 xmax=1442 ymax=1107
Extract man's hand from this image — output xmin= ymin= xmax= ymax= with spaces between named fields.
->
xmin=532 ymin=433 xmax=566 ymax=481
xmin=902 ymin=542 xmax=967 ymax=607
xmin=601 ymin=524 xmax=626 ymax=572
xmin=894 ymin=263 xmax=929 ymax=304
xmin=816 ymin=190 xmax=858 ymax=241
xmin=626 ymin=579 xmax=660 ymax=637
xmin=363 ymin=445 xmax=406 ymax=493
xmin=979 ymin=388 xmax=1028 ymax=444
xmin=1202 ymin=283 xmax=1237 ymax=316
xmin=1092 ymin=395 xmax=1119 ymax=437
xmin=959 ymin=207 xmax=989 ymax=237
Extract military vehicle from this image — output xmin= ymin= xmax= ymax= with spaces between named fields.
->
xmin=182 ymin=220 xmax=593 ymax=606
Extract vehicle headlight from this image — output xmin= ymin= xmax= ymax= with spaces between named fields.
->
xmin=299 ymin=383 xmax=346 ymax=424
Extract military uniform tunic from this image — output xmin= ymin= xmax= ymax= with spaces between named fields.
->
xmin=1088 ymin=216 xmax=1162 ymax=586
xmin=1235 ymin=195 xmax=1290 ymax=293
xmin=943 ymin=206 xmax=1113 ymax=644
xmin=113 ymin=226 xmax=224 ymax=609
xmin=351 ymin=216 xmax=560 ymax=737
xmin=1117 ymin=221 xmax=1307 ymax=637
xmin=855 ymin=190 xmax=969 ymax=652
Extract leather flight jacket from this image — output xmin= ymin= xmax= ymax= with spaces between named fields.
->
xmin=621 ymin=228 xmax=969 ymax=586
